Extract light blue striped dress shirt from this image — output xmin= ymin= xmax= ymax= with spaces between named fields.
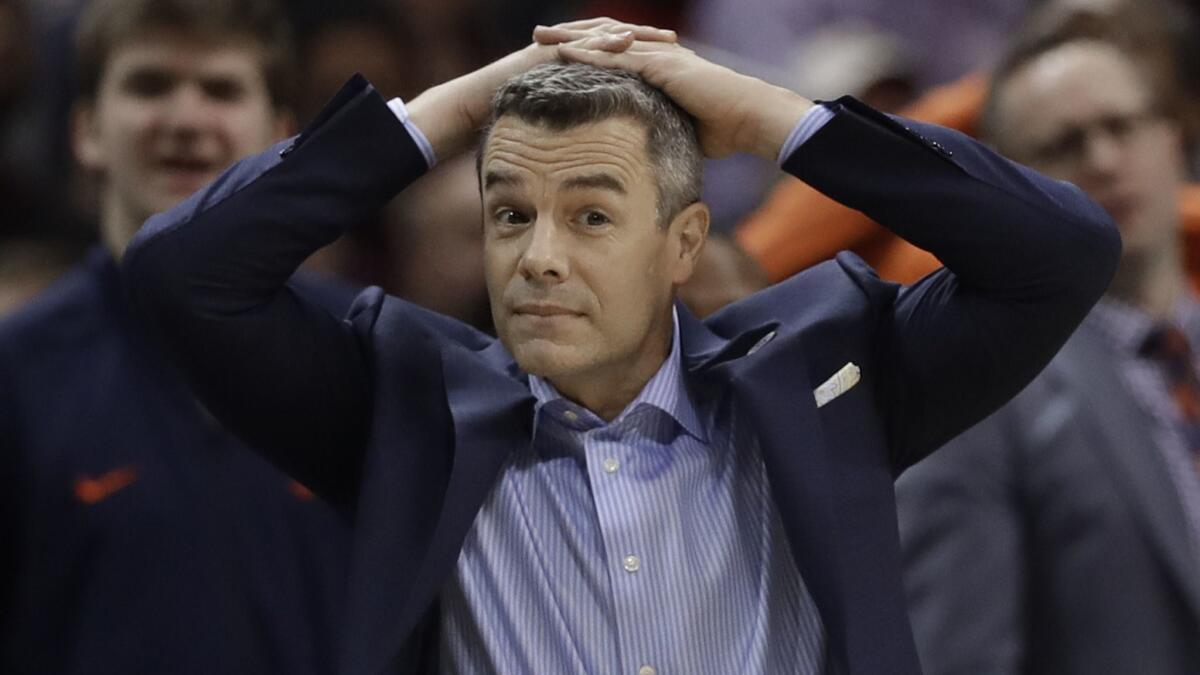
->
xmin=440 ymin=311 xmax=827 ymax=674
xmin=431 ymin=105 xmax=836 ymax=675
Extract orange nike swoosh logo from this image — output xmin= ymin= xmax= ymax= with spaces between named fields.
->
xmin=288 ymin=480 xmax=315 ymax=501
xmin=74 ymin=466 xmax=139 ymax=505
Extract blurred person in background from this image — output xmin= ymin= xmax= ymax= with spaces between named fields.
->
xmin=293 ymin=2 xmax=415 ymax=293
xmin=895 ymin=5 xmax=1200 ymax=673
xmin=736 ymin=0 xmax=1200 ymax=288
xmin=0 ymin=1 xmax=350 ymax=673
xmin=685 ymin=0 xmax=1031 ymax=228
xmin=292 ymin=2 xmax=496 ymax=331
xmin=0 ymin=0 xmax=91 ymax=315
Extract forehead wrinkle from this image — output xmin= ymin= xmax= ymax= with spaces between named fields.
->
xmin=484 ymin=118 xmax=651 ymax=187
xmin=484 ymin=147 xmax=643 ymax=192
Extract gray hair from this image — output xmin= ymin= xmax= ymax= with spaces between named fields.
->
xmin=481 ymin=62 xmax=703 ymax=226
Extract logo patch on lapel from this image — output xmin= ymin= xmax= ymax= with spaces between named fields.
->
xmin=814 ymin=362 xmax=861 ymax=408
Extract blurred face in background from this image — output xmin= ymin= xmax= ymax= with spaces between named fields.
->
xmin=73 ymin=29 xmax=289 ymax=255
xmin=992 ymin=41 xmax=1185 ymax=266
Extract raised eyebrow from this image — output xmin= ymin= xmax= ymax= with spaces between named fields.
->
xmin=199 ymin=73 xmax=246 ymax=89
xmin=562 ymin=173 xmax=626 ymax=194
xmin=483 ymin=169 xmax=523 ymax=190
xmin=121 ymin=64 xmax=175 ymax=83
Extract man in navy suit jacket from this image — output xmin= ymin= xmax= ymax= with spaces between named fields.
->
xmin=123 ymin=19 xmax=1120 ymax=675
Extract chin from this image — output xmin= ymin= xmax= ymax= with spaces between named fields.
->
xmin=509 ymin=338 xmax=592 ymax=380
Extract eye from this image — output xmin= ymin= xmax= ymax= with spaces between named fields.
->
xmin=122 ymin=70 xmax=174 ymax=98
xmin=493 ymin=208 xmax=530 ymax=227
xmin=582 ymin=210 xmax=611 ymax=227
xmin=201 ymin=78 xmax=247 ymax=103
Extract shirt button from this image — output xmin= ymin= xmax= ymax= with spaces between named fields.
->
xmin=602 ymin=457 xmax=620 ymax=473
xmin=623 ymin=554 xmax=641 ymax=573
xmin=563 ymin=410 xmax=578 ymax=422
xmin=638 ymin=666 xmax=657 ymax=675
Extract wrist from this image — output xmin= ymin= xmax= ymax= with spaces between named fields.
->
xmin=406 ymin=43 xmax=552 ymax=160
xmin=406 ymin=83 xmax=467 ymax=160
xmin=741 ymin=83 xmax=815 ymax=161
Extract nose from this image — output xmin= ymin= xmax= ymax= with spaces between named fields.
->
xmin=1080 ymin=130 xmax=1123 ymax=177
xmin=161 ymin=83 xmax=214 ymax=137
xmin=518 ymin=217 xmax=569 ymax=284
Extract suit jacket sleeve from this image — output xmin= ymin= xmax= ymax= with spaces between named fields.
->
xmin=895 ymin=412 xmax=1026 ymax=674
xmin=122 ymin=76 xmax=429 ymax=504
xmin=782 ymin=97 xmax=1121 ymax=470
xmin=735 ymin=74 xmax=987 ymax=284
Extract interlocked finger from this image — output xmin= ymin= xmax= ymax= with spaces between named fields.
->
xmin=533 ymin=20 xmax=676 ymax=46
xmin=559 ymin=32 xmax=636 ymax=54
xmin=557 ymin=42 xmax=653 ymax=73
xmin=541 ymin=16 xmax=671 ymax=34
xmin=544 ymin=16 xmax=618 ymax=30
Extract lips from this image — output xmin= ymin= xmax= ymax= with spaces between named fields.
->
xmin=159 ymin=156 xmax=214 ymax=171
xmin=513 ymin=303 xmax=581 ymax=317
xmin=156 ymin=156 xmax=219 ymax=193
xmin=1096 ymin=195 xmax=1138 ymax=227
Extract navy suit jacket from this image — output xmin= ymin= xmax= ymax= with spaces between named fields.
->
xmin=0 ymin=249 xmax=353 ymax=674
xmin=122 ymin=75 xmax=1120 ymax=675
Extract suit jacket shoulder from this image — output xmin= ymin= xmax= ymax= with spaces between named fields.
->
xmin=0 ymin=252 xmax=113 ymax=355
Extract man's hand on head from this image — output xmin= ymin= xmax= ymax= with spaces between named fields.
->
xmin=406 ymin=18 xmax=678 ymax=160
xmin=553 ymin=38 xmax=815 ymax=161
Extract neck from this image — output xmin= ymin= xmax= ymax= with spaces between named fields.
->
xmin=549 ymin=318 xmax=674 ymax=422
xmin=1106 ymin=244 xmax=1184 ymax=320
xmin=99 ymin=191 xmax=140 ymax=260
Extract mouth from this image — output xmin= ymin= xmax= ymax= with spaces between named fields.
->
xmin=513 ymin=303 xmax=583 ymax=318
xmin=155 ymin=156 xmax=220 ymax=190
xmin=1097 ymin=195 xmax=1138 ymax=228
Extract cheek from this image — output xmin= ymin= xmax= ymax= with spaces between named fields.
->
xmin=1138 ymin=135 xmax=1184 ymax=184
xmin=97 ymin=115 xmax=155 ymax=176
xmin=482 ymin=242 xmax=517 ymax=297
xmin=225 ymin=107 xmax=279 ymax=153
xmin=102 ymin=103 xmax=157 ymax=150
xmin=590 ymin=245 xmax=670 ymax=328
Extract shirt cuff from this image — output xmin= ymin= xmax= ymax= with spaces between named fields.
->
xmin=776 ymin=103 xmax=836 ymax=166
xmin=387 ymin=97 xmax=437 ymax=169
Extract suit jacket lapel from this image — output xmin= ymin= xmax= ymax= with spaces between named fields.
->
xmin=724 ymin=346 xmax=853 ymax=673
xmin=365 ymin=339 xmax=534 ymax=675
xmin=1062 ymin=327 xmax=1200 ymax=620
xmin=681 ymin=307 xmax=918 ymax=675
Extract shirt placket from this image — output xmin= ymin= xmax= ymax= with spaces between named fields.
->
xmin=584 ymin=419 xmax=670 ymax=675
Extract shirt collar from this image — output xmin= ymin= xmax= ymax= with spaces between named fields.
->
xmin=529 ymin=308 xmax=707 ymax=441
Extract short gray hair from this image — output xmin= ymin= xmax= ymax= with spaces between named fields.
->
xmin=481 ymin=62 xmax=703 ymax=226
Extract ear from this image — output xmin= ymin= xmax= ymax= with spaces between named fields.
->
xmin=668 ymin=201 xmax=710 ymax=285
xmin=71 ymin=101 xmax=105 ymax=171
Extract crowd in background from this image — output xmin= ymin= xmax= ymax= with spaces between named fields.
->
xmin=4 ymin=0 xmax=1200 ymax=672
xmin=0 ymin=0 xmax=1073 ymax=322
